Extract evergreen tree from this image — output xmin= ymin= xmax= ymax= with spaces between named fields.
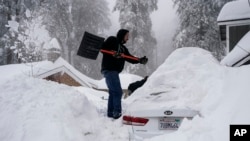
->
xmin=0 ymin=0 xmax=111 ymax=79
xmin=0 ymin=0 xmax=45 ymax=64
xmin=71 ymin=0 xmax=111 ymax=79
xmin=43 ymin=0 xmax=111 ymax=79
xmin=172 ymin=0 xmax=233 ymax=60
xmin=114 ymin=0 xmax=158 ymax=76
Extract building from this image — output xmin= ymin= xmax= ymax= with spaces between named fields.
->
xmin=43 ymin=38 xmax=61 ymax=62
xmin=35 ymin=57 xmax=96 ymax=88
xmin=217 ymin=0 xmax=250 ymax=54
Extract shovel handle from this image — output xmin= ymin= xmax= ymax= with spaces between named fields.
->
xmin=100 ymin=49 xmax=140 ymax=61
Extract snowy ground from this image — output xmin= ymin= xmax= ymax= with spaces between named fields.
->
xmin=1 ymin=47 xmax=250 ymax=141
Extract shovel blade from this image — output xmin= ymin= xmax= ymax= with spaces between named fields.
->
xmin=77 ymin=31 xmax=105 ymax=60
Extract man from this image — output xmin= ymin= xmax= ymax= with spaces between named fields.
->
xmin=101 ymin=29 xmax=148 ymax=119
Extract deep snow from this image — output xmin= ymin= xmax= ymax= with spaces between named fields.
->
xmin=1 ymin=47 xmax=250 ymax=141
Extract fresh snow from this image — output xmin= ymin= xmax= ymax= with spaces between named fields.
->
xmin=1 ymin=47 xmax=250 ymax=141
xmin=217 ymin=0 xmax=250 ymax=22
xmin=5 ymin=20 xmax=19 ymax=32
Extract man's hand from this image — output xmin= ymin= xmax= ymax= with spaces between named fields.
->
xmin=139 ymin=56 xmax=148 ymax=64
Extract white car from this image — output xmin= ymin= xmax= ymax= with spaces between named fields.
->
xmin=122 ymin=107 xmax=199 ymax=140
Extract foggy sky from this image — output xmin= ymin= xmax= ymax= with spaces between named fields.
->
xmin=106 ymin=0 xmax=179 ymax=66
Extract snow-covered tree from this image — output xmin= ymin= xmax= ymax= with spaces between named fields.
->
xmin=114 ymin=0 xmax=158 ymax=76
xmin=4 ymin=9 xmax=51 ymax=63
xmin=1 ymin=0 xmax=111 ymax=79
xmin=0 ymin=0 xmax=46 ymax=64
xmin=42 ymin=0 xmax=111 ymax=79
xmin=0 ymin=0 xmax=9 ymax=38
xmin=71 ymin=0 xmax=111 ymax=79
xmin=172 ymin=0 xmax=233 ymax=60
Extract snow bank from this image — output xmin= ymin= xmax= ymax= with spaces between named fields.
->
xmin=125 ymin=47 xmax=223 ymax=111
xmin=0 ymin=76 xmax=129 ymax=141
xmin=1 ymin=47 xmax=250 ymax=141
xmin=0 ymin=61 xmax=53 ymax=83
xmin=124 ymin=47 xmax=250 ymax=141
xmin=145 ymin=66 xmax=250 ymax=141
xmin=137 ymin=48 xmax=250 ymax=141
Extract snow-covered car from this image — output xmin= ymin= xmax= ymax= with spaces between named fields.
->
xmin=122 ymin=107 xmax=199 ymax=139
xmin=120 ymin=47 xmax=218 ymax=140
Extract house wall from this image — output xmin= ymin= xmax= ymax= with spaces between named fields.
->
xmin=45 ymin=72 xmax=81 ymax=86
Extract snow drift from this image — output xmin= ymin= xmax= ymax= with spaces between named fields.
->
xmin=1 ymin=47 xmax=250 ymax=141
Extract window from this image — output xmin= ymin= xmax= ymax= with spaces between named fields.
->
xmin=229 ymin=25 xmax=250 ymax=51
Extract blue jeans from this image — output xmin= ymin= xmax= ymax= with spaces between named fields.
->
xmin=102 ymin=71 xmax=123 ymax=118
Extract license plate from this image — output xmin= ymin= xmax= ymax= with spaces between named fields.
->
xmin=159 ymin=117 xmax=181 ymax=130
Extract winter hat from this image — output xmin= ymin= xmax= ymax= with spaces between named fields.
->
xmin=116 ymin=29 xmax=129 ymax=44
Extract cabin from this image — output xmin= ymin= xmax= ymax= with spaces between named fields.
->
xmin=217 ymin=0 xmax=250 ymax=54
xmin=35 ymin=57 xmax=96 ymax=88
xmin=35 ymin=57 xmax=143 ymax=94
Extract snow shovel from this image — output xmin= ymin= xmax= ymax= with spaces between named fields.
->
xmin=77 ymin=31 xmax=140 ymax=61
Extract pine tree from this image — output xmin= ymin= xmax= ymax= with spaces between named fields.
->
xmin=0 ymin=0 xmax=111 ymax=78
xmin=40 ymin=0 xmax=111 ymax=79
xmin=172 ymin=0 xmax=233 ymax=60
xmin=114 ymin=0 xmax=158 ymax=76
xmin=0 ymin=0 xmax=45 ymax=64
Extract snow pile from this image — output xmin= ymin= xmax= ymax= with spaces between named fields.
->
xmin=125 ymin=47 xmax=223 ymax=111
xmin=74 ymin=87 xmax=109 ymax=116
xmin=124 ymin=47 xmax=250 ymax=141
xmin=123 ymin=47 xmax=250 ymax=141
xmin=0 ymin=61 xmax=53 ymax=81
xmin=1 ymin=47 xmax=250 ymax=141
xmin=0 ymin=76 xmax=129 ymax=141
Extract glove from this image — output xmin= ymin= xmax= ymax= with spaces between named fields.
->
xmin=139 ymin=56 xmax=148 ymax=64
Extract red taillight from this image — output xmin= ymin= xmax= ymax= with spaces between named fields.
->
xmin=123 ymin=115 xmax=149 ymax=126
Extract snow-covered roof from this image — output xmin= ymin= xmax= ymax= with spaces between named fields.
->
xmin=43 ymin=38 xmax=61 ymax=50
xmin=217 ymin=0 xmax=250 ymax=23
xmin=35 ymin=57 xmax=143 ymax=89
xmin=35 ymin=57 xmax=96 ymax=88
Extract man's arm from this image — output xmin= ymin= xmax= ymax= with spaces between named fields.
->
xmin=123 ymin=48 xmax=148 ymax=64
xmin=123 ymin=48 xmax=140 ymax=64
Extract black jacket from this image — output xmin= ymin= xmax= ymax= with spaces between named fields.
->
xmin=101 ymin=29 xmax=139 ymax=73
